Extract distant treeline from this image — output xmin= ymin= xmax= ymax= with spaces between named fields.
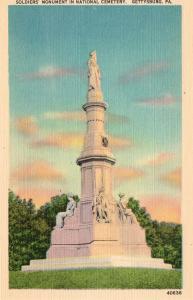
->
xmin=8 ymin=191 xmax=182 ymax=271
xmin=127 ymin=197 xmax=182 ymax=269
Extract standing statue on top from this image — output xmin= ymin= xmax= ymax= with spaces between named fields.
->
xmin=88 ymin=50 xmax=101 ymax=91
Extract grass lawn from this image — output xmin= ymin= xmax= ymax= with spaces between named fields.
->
xmin=9 ymin=267 xmax=182 ymax=289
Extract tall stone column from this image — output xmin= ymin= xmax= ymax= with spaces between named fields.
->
xmin=46 ymin=51 xmax=117 ymax=259
xmin=77 ymin=51 xmax=116 ymax=222
xmin=77 ymin=51 xmax=120 ymax=255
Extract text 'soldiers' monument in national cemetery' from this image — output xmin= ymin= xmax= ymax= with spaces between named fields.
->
xmin=22 ymin=52 xmax=171 ymax=270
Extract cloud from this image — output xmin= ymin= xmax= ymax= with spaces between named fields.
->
xmin=161 ymin=168 xmax=181 ymax=187
xmin=114 ymin=167 xmax=144 ymax=183
xmin=119 ymin=62 xmax=169 ymax=84
xmin=31 ymin=132 xmax=132 ymax=150
xmin=43 ymin=111 xmax=129 ymax=123
xmin=18 ymin=65 xmax=80 ymax=80
xmin=13 ymin=186 xmax=61 ymax=207
xmin=15 ymin=116 xmax=38 ymax=136
xmin=11 ymin=160 xmax=64 ymax=182
xmin=141 ymin=152 xmax=175 ymax=166
xmin=140 ymin=194 xmax=181 ymax=223
xmin=31 ymin=133 xmax=84 ymax=149
xmin=137 ymin=93 xmax=176 ymax=106
xmin=109 ymin=136 xmax=132 ymax=149
xmin=107 ymin=113 xmax=130 ymax=123
xmin=43 ymin=111 xmax=85 ymax=121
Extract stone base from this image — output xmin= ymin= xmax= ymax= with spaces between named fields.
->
xmin=22 ymin=205 xmax=172 ymax=271
xmin=90 ymin=241 xmax=151 ymax=257
xmin=22 ymin=255 xmax=172 ymax=272
xmin=90 ymin=221 xmax=151 ymax=257
xmin=46 ymin=223 xmax=92 ymax=258
xmin=46 ymin=244 xmax=90 ymax=258
xmin=46 ymin=203 xmax=92 ymax=258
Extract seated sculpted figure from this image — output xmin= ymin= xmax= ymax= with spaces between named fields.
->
xmin=118 ymin=194 xmax=138 ymax=225
xmin=55 ymin=193 xmax=76 ymax=228
xmin=94 ymin=187 xmax=110 ymax=223
xmin=117 ymin=194 xmax=127 ymax=223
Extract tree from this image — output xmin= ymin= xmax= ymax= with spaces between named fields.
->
xmin=9 ymin=190 xmax=50 ymax=271
xmin=9 ymin=191 xmax=80 ymax=270
xmin=127 ymin=197 xmax=182 ymax=269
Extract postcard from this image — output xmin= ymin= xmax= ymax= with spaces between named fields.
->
xmin=0 ymin=1 xmax=193 ymax=299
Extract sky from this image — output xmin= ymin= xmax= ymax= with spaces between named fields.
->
xmin=9 ymin=6 xmax=181 ymax=223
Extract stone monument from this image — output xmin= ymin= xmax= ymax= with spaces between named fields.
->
xmin=22 ymin=52 xmax=171 ymax=271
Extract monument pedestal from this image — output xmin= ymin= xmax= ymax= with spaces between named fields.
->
xmin=22 ymin=206 xmax=171 ymax=271
xmin=46 ymin=203 xmax=92 ymax=258
xmin=90 ymin=209 xmax=151 ymax=257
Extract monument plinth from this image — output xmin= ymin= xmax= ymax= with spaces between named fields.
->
xmin=22 ymin=52 xmax=172 ymax=271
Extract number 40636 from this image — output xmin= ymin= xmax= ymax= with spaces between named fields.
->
xmin=167 ymin=291 xmax=182 ymax=295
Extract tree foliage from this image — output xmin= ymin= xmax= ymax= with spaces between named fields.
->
xmin=37 ymin=194 xmax=69 ymax=230
xmin=127 ymin=197 xmax=182 ymax=269
xmin=9 ymin=190 xmax=50 ymax=271
xmin=9 ymin=190 xmax=79 ymax=271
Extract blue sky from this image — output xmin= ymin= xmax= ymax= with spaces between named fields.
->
xmin=9 ymin=6 xmax=181 ymax=222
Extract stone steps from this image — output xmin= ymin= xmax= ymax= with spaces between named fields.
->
xmin=22 ymin=255 xmax=172 ymax=271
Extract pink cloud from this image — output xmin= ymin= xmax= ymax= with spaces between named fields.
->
xmin=31 ymin=133 xmax=84 ymax=149
xmin=109 ymin=136 xmax=133 ymax=149
xmin=140 ymin=194 xmax=181 ymax=223
xmin=143 ymin=152 xmax=175 ymax=166
xmin=119 ymin=62 xmax=169 ymax=84
xmin=15 ymin=116 xmax=38 ymax=136
xmin=114 ymin=167 xmax=144 ymax=183
xmin=138 ymin=94 xmax=176 ymax=106
xmin=11 ymin=160 xmax=65 ymax=183
xmin=43 ymin=111 xmax=85 ymax=121
xmin=13 ymin=186 xmax=61 ymax=207
xmin=161 ymin=168 xmax=181 ymax=187
xmin=31 ymin=132 xmax=132 ymax=150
